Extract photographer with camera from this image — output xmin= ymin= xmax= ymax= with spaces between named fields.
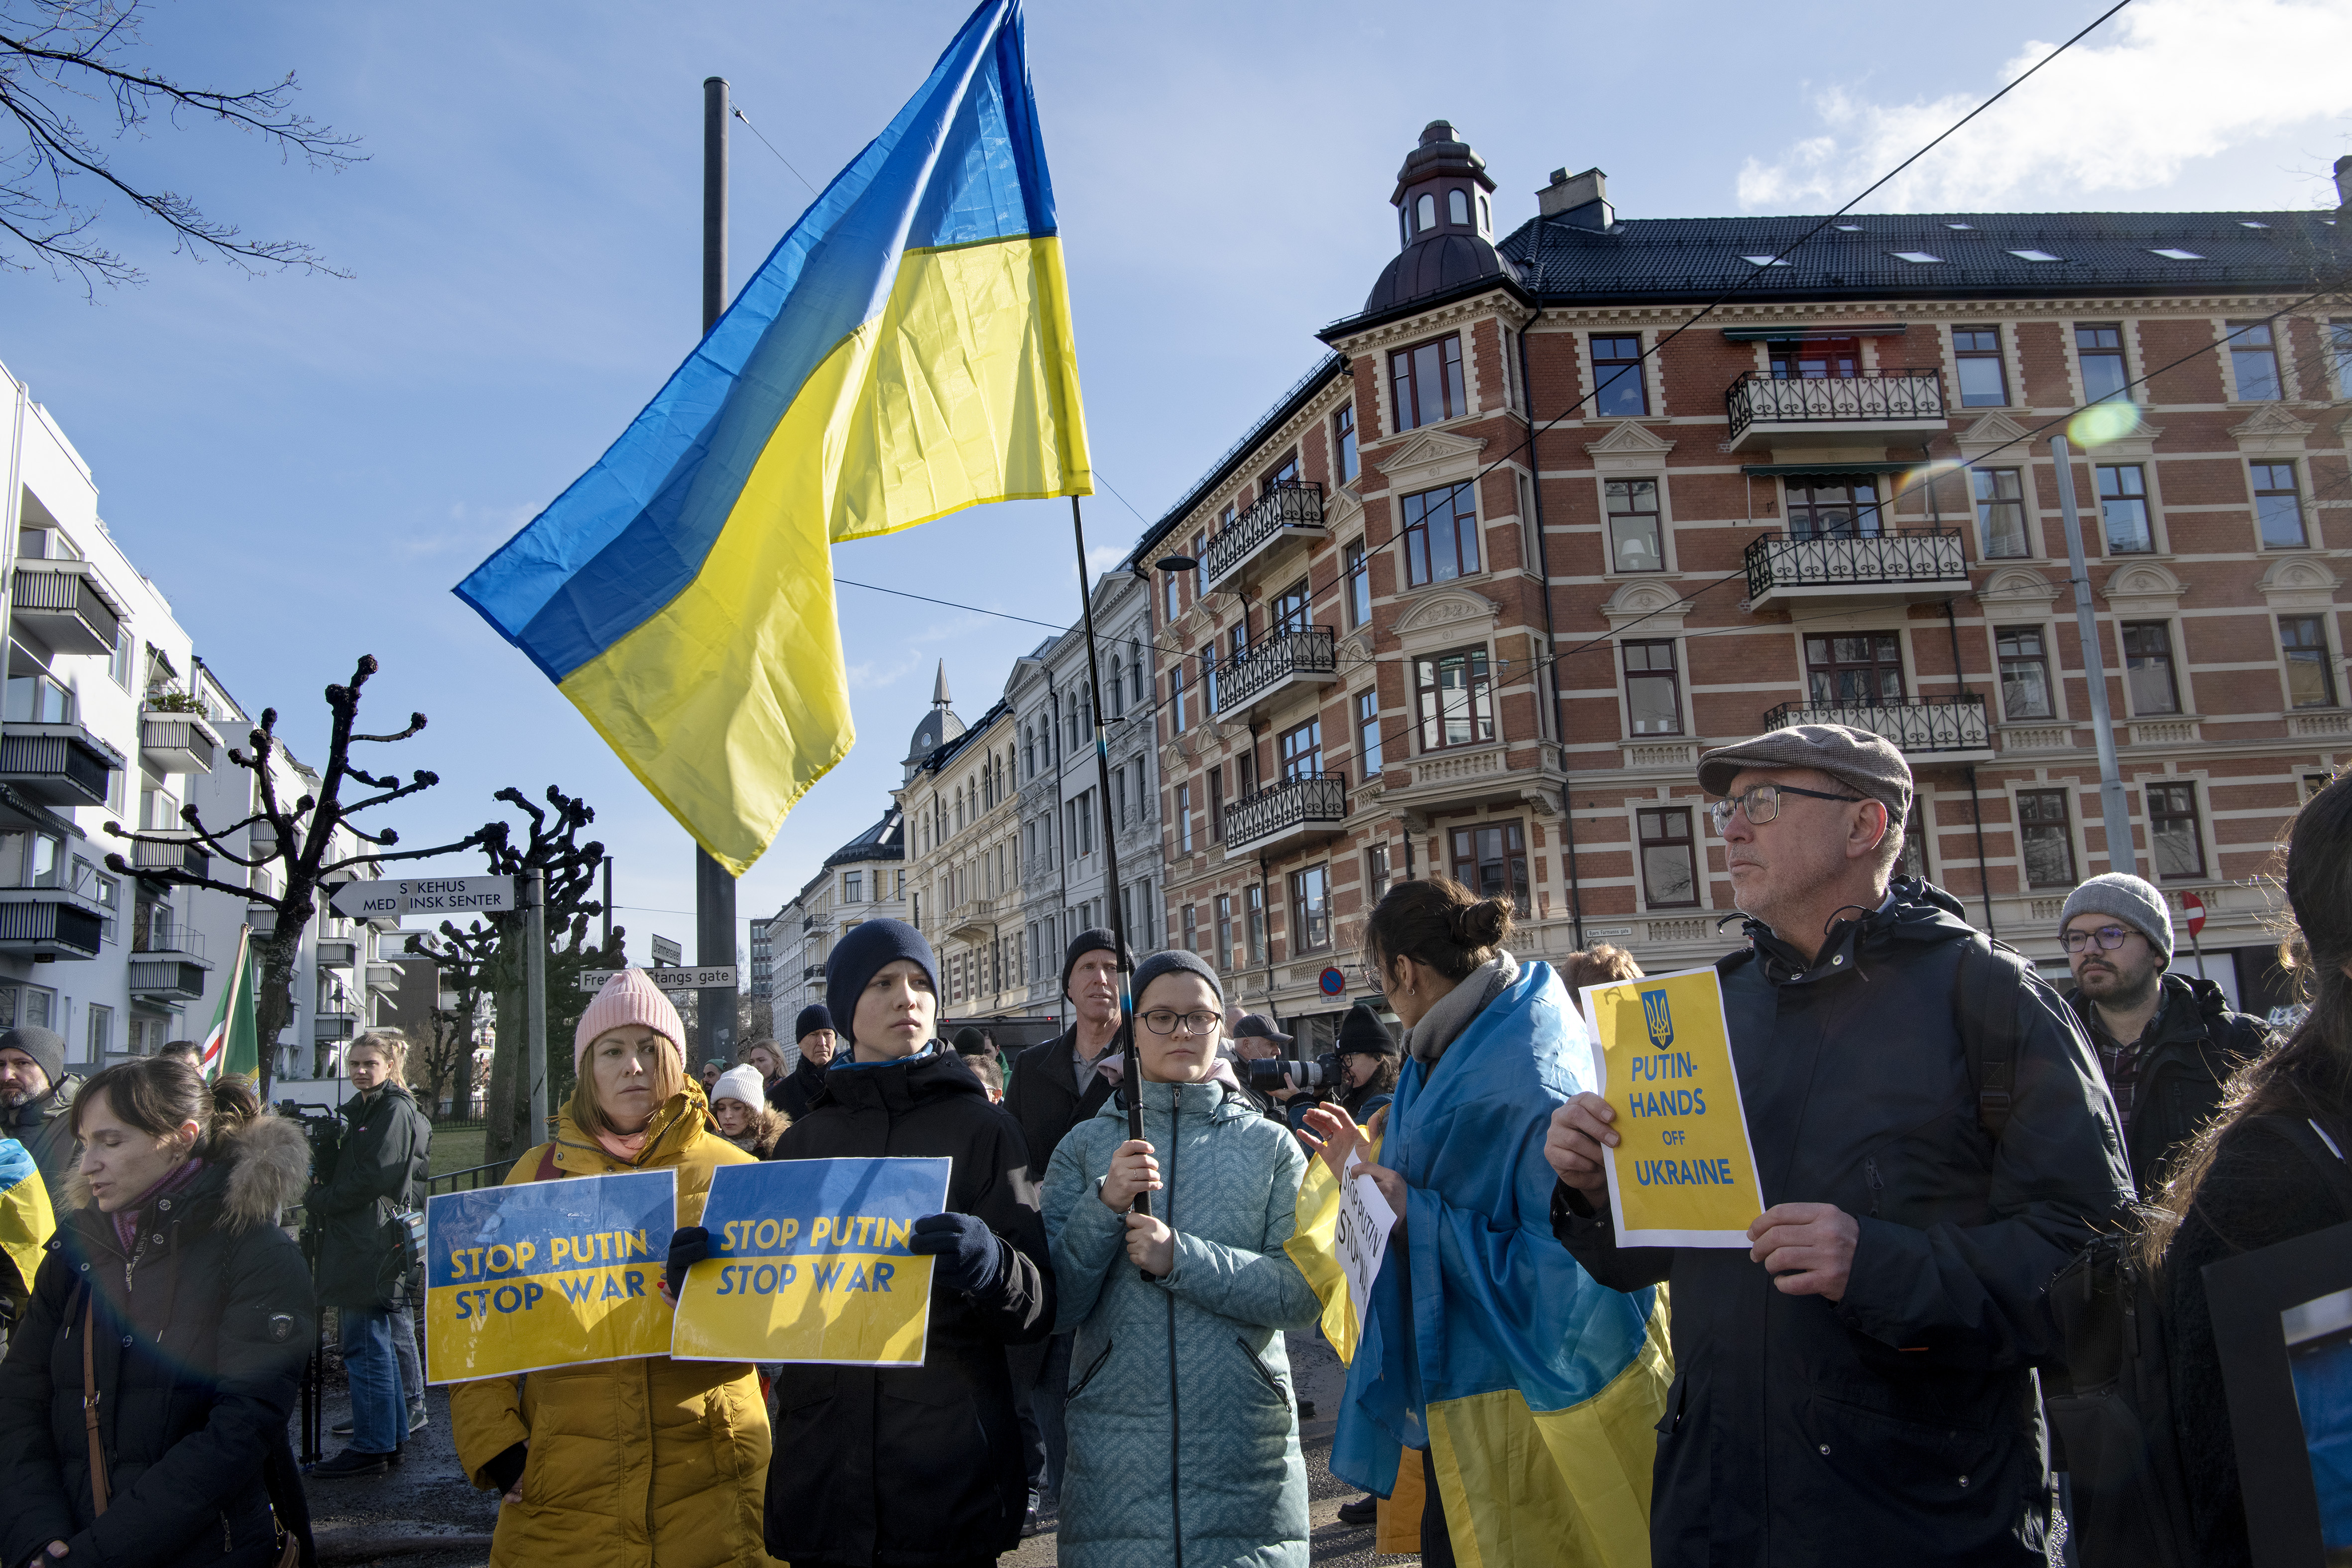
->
xmin=308 ymin=1030 xmax=431 ymax=1479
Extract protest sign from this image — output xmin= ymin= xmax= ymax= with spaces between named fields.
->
xmin=1333 ymin=1154 xmax=1398 ymax=1340
xmin=670 ymin=1156 xmax=951 ymax=1367
xmin=424 ymin=1168 xmax=677 ymax=1382
xmin=1582 ymin=966 xmax=1764 ymax=1247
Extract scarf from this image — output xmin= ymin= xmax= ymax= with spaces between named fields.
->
xmin=113 ymin=1155 xmax=204 ymax=1254
xmin=1405 ymin=950 xmax=1520 ymax=1066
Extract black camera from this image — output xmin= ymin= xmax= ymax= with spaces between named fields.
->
xmin=278 ymin=1100 xmax=345 ymax=1193
xmin=1245 ymin=1052 xmax=1341 ymax=1093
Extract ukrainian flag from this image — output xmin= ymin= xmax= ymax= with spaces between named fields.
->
xmin=454 ymin=0 xmax=1089 ymax=873
xmin=0 ymin=1136 xmax=54 ymax=1319
xmin=1295 ymin=961 xmax=1673 ymax=1568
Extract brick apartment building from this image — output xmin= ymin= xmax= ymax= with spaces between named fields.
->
xmin=1126 ymin=121 xmax=2349 ymax=1041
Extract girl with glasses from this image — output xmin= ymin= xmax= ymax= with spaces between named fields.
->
xmin=1041 ymin=950 xmax=1320 ymax=1567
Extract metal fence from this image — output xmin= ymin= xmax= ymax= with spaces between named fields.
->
xmin=1725 ymin=369 xmax=1945 ymax=444
xmin=1201 ymin=482 xmax=1325 ymax=587
xmin=1213 ymin=627 xmax=1336 ymax=715
xmin=1762 ymin=695 xmax=1990 ymax=753
xmin=1744 ymin=528 xmax=1967 ymax=599
xmin=1224 ymin=772 xmax=1347 ymax=851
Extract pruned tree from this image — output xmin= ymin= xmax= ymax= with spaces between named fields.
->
xmin=103 ymin=655 xmax=483 ymax=1099
xmin=0 ymin=0 xmax=362 ymax=289
xmin=407 ymin=926 xmax=492 ymax=1123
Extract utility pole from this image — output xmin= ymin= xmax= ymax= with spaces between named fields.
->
xmin=696 ymin=74 xmax=741 ymax=1065
xmin=524 ymin=866 xmax=549 ymax=1139
xmin=2052 ymin=435 xmax=2138 ymax=877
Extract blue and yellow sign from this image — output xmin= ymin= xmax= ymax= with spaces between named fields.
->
xmin=424 ymin=1169 xmax=677 ymax=1383
xmin=670 ymin=1157 xmax=950 ymax=1367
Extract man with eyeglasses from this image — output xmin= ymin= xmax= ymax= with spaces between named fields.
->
xmin=2059 ymin=871 xmax=2265 ymax=1196
xmin=1543 ymin=724 xmax=2129 ymax=1568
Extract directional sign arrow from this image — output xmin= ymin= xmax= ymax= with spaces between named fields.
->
xmin=577 ymin=966 xmax=739 ymax=994
xmin=327 ymin=875 xmax=517 ymax=922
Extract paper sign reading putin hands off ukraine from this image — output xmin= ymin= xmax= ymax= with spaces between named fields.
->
xmin=1582 ymin=967 xmax=1765 ymax=1248
xmin=670 ymin=1157 xmax=951 ymax=1367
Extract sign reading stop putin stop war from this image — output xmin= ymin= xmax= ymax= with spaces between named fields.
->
xmin=424 ymin=1169 xmax=678 ymax=1382
xmin=670 ymin=1157 xmax=951 ymax=1367
xmin=1582 ymin=967 xmax=1765 ymax=1248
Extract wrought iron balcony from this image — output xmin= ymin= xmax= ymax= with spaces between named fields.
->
xmin=11 ymin=560 xmax=125 ymax=657
xmin=129 ymin=960 xmax=207 ymax=1002
xmin=1744 ymin=527 xmax=1970 ymax=608
xmin=1224 ymin=772 xmax=1347 ymax=855
xmin=0 ymin=898 xmax=102 ymax=960
xmin=1724 ymin=369 xmax=1947 ymax=451
xmin=1763 ymin=695 xmax=1993 ymax=760
xmin=1201 ymin=483 xmax=1326 ymax=592
xmin=139 ymin=710 xmax=220 ymax=775
xmin=1211 ymin=627 xmax=1338 ymax=719
xmin=0 ymin=723 xmax=121 ymax=808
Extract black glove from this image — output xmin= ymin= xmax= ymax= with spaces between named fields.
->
xmin=482 ymin=1441 xmax=527 ymax=1495
xmin=908 ymin=1211 xmax=1004 ymax=1298
xmin=664 ymin=1225 xmax=710 ymax=1298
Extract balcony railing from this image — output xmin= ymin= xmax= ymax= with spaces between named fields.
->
xmin=11 ymin=560 xmax=124 ymax=657
xmin=1744 ymin=528 xmax=1969 ymax=603
xmin=1211 ymin=627 xmax=1337 ymax=718
xmin=128 ymin=960 xmax=207 ymax=1002
xmin=1763 ymin=695 xmax=1991 ymax=756
xmin=133 ymin=924 xmax=208 ymax=963
xmin=1201 ymin=483 xmax=1325 ymax=592
xmin=0 ymin=724 xmax=120 ymax=808
xmin=1224 ymin=772 xmax=1347 ymax=854
xmin=0 ymin=898 xmax=103 ymax=960
xmin=129 ymin=837 xmax=209 ymax=883
xmin=139 ymin=711 xmax=220 ymax=775
xmin=1725 ymin=369 xmax=1946 ymax=447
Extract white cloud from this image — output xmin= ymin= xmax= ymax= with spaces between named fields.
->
xmin=1737 ymin=0 xmax=2352 ymax=213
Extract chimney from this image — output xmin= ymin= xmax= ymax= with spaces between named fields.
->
xmin=1537 ymin=166 xmax=1613 ymax=230
xmin=2336 ymin=154 xmax=2352 ymax=210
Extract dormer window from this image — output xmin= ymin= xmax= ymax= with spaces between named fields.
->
xmin=1416 ymin=193 xmax=1436 ymax=232
xmin=1448 ymin=189 xmax=1469 ymax=226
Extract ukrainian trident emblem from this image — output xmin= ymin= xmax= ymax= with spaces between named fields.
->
xmin=1642 ymin=987 xmax=1675 ymax=1051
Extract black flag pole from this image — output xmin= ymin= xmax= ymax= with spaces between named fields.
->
xmin=1066 ymin=495 xmax=1149 ymax=1228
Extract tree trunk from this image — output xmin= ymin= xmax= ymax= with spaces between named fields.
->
xmin=252 ymin=922 xmax=306 ymax=1101
xmin=452 ymin=1008 xmax=478 ymax=1121
xmin=481 ymin=940 xmax=531 ymax=1169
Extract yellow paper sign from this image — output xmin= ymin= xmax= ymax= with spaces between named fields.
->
xmin=1582 ymin=966 xmax=1765 ymax=1247
xmin=670 ymin=1156 xmax=948 ymax=1366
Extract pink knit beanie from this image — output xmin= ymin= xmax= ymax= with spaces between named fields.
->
xmin=575 ymin=968 xmax=688 ymax=1067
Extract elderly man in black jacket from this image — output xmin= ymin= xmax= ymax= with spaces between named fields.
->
xmin=308 ymin=1030 xmax=432 ymax=1479
xmin=998 ymin=927 xmax=1123 ymax=1525
xmin=1545 ymin=725 xmax=2131 ymax=1568
xmin=2058 ymin=871 xmax=2267 ymax=1195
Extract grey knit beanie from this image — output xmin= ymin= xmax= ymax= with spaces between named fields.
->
xmin=1129 ymin=949 xmax=1223 ymax=1012
xmin=2058 ymin=873 xmax=2174 ymax=967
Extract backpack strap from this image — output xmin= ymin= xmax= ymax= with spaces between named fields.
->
xmin=1955 ymin=935 xmax=2027 ymax=1142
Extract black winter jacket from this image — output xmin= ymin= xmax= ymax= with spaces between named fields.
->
xmin=5 ymin=1073 xmax=84 ymax=1211
xmin=2064 ymin=971 xmax=2266 ymax=1196
xmin=763 ymin=1048 xmax=1054 ymax=1568
xmin=1553 ymin=880 xmax=2134 ymax=1568
xmin=309 ymin=1083 xmax=430 ymax=1308
xmin=773 ymin=1057 xmax=825 ymax=1121
xmin=1002 ymin=1028 xmax=1112 ymax=1184
xmin=0 ymin=1114 xmax=317 ymax=1568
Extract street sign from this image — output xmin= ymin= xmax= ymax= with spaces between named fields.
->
xmin=2182 ymin=891 xmax=2207 ymax=937
xmin=577 ymin=966 xmax=738 ymax=994
xmin=1585 ymin=927 xmax=1636 ymax=940
xmin=1319 ymin=966 xmax=1346 ymax=997
xmin=651 ymin=934 xmax=683 ymax=967
xmin=329 ymin=875 xmax=516 ymax=921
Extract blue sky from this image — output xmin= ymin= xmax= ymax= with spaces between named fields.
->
xmin=3 ymin=0 xmax=2346 ymax=962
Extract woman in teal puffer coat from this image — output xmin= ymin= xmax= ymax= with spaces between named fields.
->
xmin=1043 ymin=950 xmax=1320 ymax=1568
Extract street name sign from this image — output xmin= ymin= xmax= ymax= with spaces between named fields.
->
xmin=651 ymin=934 xmax=684 ymax=967
xmin=329 ymin=875 xmax=517 ymax=921
xmin=577 ymin=966 xmax=739 ymax=994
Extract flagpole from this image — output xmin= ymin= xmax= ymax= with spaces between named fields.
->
xmin=695 ymin=73 xmax=742 ymax=1069
xmin=1067 ymin=496 xmax=1148 ymax=1228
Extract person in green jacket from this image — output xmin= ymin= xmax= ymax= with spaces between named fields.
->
xmin=1043 ymin=950 xmax=1320 ymax=1568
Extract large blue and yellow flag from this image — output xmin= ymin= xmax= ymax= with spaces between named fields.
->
xmin=454 ymin=0 xmax=1089 ymax=873
xmin=1303 ymin=961 xmax=1673 ymax=1568
xmin=0 ymin=1136 xmax=55 ymax=1314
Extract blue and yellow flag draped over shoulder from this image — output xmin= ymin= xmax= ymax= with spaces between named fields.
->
xmin=1302 ymin=960 xmax=1673 ymax=1568
xmin=0 ymin=1136 xmax=55 ymax=1314
xmin=454 ymin=0 xmax=1089 ymax=873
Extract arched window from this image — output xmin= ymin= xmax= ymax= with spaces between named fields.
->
xmin=1478 ymin=193 xmax=1491 ymax=234
xmin=1415 ymin=193 xmax=1436 ymax=233
xmin=1448 ymin=188 xmax=1468 ymax=226
xmin=1110 ymin=660 xmax=1125 ymax=717
xmin=1132 ymin=658 xmax=1145 ymax=705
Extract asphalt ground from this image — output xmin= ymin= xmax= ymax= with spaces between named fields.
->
xmin=299 ymin=1321 xmax=1419 ymax=1566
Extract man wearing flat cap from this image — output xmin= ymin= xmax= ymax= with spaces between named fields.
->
xmin=1543 ymin=724 xmax=2130 ymax=1567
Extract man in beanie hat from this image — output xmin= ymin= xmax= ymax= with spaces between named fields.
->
xmin=772 ymin=1002 xmax=838 ymax=1120
xmin=999 ymin=926 xmax=1129 ymax=1525
xmin=761 ymin=919 xmax=1053 ymax=1566
xmin=0 ymin=1025 xmax=79 ymax=1205
xmin=2060 ymin=871 xmax=2265 ymax=1195
xmin=1545 ymin=725 xmax=2130 ymax=1566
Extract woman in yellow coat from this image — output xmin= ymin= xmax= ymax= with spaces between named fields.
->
xmin=453 ymin=968 xmax=777 ymax=1568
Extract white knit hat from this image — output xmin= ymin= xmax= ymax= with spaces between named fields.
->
xmin=710 ymin=1065 xmax=766 ymax=1111
xmin=574 ymin=968 xmax=688 ymax=1067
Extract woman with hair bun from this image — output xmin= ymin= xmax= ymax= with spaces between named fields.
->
xmin=0 ymin=1055 xmax=318 ymax=1568
xmin=1302 ymin=877 xmax=1668 ymax=1568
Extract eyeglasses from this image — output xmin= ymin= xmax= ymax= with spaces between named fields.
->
xmin=1140 ymin=1009 xmax=1221 ymax=1037
xmin=2062 ymin=925 xmax=2138 ymax=955
xmin=1707 ymin=783 xmax=1867 ymax=835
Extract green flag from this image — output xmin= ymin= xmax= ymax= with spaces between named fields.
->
xmin=200 ymin=924 xmax=260 ymax=1082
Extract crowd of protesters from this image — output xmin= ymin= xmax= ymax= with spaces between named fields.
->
xmin=0 ymin=730 xmax=2341 ymax=1568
